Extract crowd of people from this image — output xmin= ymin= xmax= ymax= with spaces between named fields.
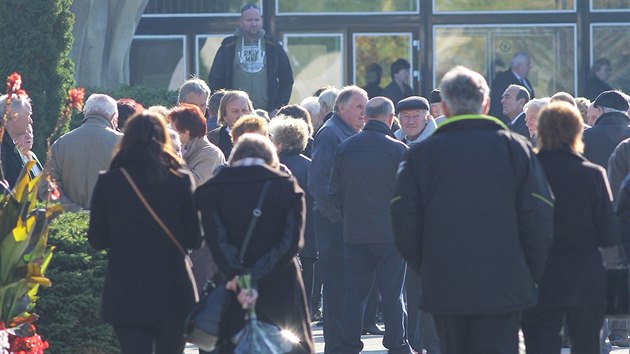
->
xmin=3 ymin=3 xmax=630 ymax=354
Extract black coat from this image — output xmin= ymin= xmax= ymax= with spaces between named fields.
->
xmin=88 ymin=163 xmax=202 ymax=326
xmin=195 ymin=164 xmax=314 ymax=354
xmin=329 ymin=120 xmax=407 ymax=243
xmin=280 ymin=151 xmax=316 ymax=259
xmin=383 ymin=81 xmax=413 ymax=110
xmin=207 ymin=125 xmax=233 ymax=160
xmin=583 ymin=111 xmax=630 ymax=170
xmin=208 ymin=34 xmax=294 ymax=112
xmin=508 ymin=112 xmax=531 ymax=141
xmin=490 ymin=69 xmax=535 ymax=123
xmin=391 ymin=115 xmax=554 ymax=315
xmin=1 ymin=131 xmax=26 ymax=189
xmin=536 ymin=149 xmax=617 ymax=306
xmin=586 ymin=76 xmax=613 ymax=102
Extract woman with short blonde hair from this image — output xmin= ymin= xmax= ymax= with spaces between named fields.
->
xmin=522 ymin=101 xmax=617 ymax=353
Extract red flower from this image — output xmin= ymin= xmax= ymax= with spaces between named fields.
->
xmin=6 ymin=72 xmax=22 ymax=95
xmin=48 ymin=179 xmax=60 ymax=201
xmin=67 ymin=87 xmax=85 ymax=111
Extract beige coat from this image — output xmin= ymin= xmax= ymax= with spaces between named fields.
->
xmin=48 ymin=115 xmax=122 ymax=211
xmin=182 ymin=136 xmax=225 ymax=186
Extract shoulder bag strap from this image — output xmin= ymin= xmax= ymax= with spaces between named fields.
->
xmin=238 ymin=180 xmax=272 ymax=263
xmin=120 ymin=168 xmax=187 ymax=256
xmin=120 ymin=168 xmax=199 ymax=301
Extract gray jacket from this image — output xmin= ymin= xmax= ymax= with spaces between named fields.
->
xmin=48 ymin=115 xmax=122 ymax=211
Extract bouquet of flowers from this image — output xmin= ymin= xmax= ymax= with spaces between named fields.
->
xmin=0 ymin=72 xmax=84 ymax=353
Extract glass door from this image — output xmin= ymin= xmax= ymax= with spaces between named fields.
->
xmin=352 ymin=32 xmax=415 ymax=94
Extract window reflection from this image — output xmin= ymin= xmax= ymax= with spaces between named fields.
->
xmin=353 ymin=33 xmax=413 ymax=89
xmin=197 ymin=35 xmax=229 ymax=79
xmin=434 ymin=0 xmax=574 ymax=12
xmin=144 ymin=0 xmax=261 ymax=15
xmin=591 ymin=25 xmax=630 ymax=94
xmin=434 ymin=26 xmax=576 ymax=96
xmin=277 ymin=0 xmax=418 ymax=14
xmin=591 ymin=0 xmax=630 ymax=10
xmin=284 ymin=34 xmax=343 ymax=104
xmin=130 ymin=37 xmax=186 ymax=90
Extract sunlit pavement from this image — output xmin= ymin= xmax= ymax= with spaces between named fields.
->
xmin=184 ymin=323 xmax=630 ymax=353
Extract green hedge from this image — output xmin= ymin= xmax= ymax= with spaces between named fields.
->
xmin=36 ymin=212 xmax=119 ymax=354
xmin=0 ymin=0 xmax=75 ymax=161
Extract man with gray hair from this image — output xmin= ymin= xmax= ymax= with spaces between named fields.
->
xmin=47 ymin=94 xmax=123 ymax=211
xmin=317 ymin=87 xmax=339 ymax=132
xmin=490 ymin=52 xmax=535 ymax=123
xmin=329 ymin=96 xmax=411 ymax=354
xmin=392 ymin=66 xmax=553 ymax=354
xmin=1 ymin=93 xmax=33 ymax=189
xmin=308 ymin=85 xmax=367 ymax=353
xmin=178 ymin=78 xmax=211 ymax=115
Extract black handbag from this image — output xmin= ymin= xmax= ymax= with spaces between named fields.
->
xmin=606 ymin=242 xmax=630 ymax=318
xmin=184 ymin=180 xmax=272 ymax=351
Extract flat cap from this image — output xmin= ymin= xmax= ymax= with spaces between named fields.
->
xmin=429 ymin=89 xmax=441 ymax=104
xmin=594 ymin=90 xmax=629 ymax=112
xmin=397 ymin=96 xmax=430 ymax=112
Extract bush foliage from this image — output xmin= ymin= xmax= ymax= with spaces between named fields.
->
xmin=0 ymin=0 xmax=75 ymax=160
xmin=36 ymin=212 xmax=119 ymax=354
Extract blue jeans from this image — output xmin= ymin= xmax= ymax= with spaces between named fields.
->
xmin=340 ymin=242 xmax=411 ymax=354
xmin=313 ymin=211 xmax=345 ymax=354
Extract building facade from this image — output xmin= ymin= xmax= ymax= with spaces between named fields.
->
xmin=130 ymin=0 xmax=630 ymax=103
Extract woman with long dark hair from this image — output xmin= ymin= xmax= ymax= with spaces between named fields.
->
xmin=88 ymin=111 xmax=201 ymax=354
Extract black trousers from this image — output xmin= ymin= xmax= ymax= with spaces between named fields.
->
xmin=114 ymin=321 xmax=186 ymax=354
xmin=300 ymin=256 xmax=317 ymax=312
xmin=432 ymin=311 xmax=521 ymax=354
xmin=313 ymin=210 xmax=345 ymax=354
xmin=522 ymin=305 xmax=605 ymax=354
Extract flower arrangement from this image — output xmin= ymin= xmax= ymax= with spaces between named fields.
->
xmin=0 ymin=72 xmax=84 ymax=353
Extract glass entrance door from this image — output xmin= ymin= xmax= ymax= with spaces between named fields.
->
xmin=352 ymin=32 xmax=415 ymax=95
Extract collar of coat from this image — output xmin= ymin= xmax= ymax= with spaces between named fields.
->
xmin=593 ymin=111 xmax=630 ymax=126
xmin=206 ymin=163 xmax=290 ymax=185
xmin=362 ymin=119 xmax=396 ymax=138
xmin=82 ymin=114 xmax=115 ymax=129
xmin=434 ymin=114 xmax=508 ymax=135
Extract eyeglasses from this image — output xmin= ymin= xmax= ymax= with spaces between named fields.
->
xmin=241 ymin=4 xmax=260 ymax=13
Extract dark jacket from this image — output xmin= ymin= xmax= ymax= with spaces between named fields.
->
xmin=1 ymin=131 xmax=26 ymax=189
xmin=280 ymin=151 xmax=316 ymax=259
xmin=608 ymin=137 xmax=630 ymax=199
xmin=207 ymin=125 xmax=233 ymax=160
xmin=586 ymin=76 xmax=613 ymax=102
xmin=490 ymin=70 xmax=535 ymax=123
xmin=583 ymin=111 xmax=630 ymax=169
xmin=208 ymin=34 xmax=293 ymax=112
xmin=391 ymin=114 xmax=554 ymax=315
xmin=195 ymin=164 xmax=314 ymax=354
xmin=307 ymin=113 xmax=358 ymax=220
xmin=329 ymin=120 xmax=407 ymax=244
xmin=616 ymin=174 xmax=630 ymax=259
xmin=87 ymin=162 xmax=202 ymax=326
xmin=383 ymin=81 xmax=413 ymax=110
xmin=508 ymin=112 xmax=531 ymax=141
xmin=536 ymin=149 xmax=617 ymax=306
